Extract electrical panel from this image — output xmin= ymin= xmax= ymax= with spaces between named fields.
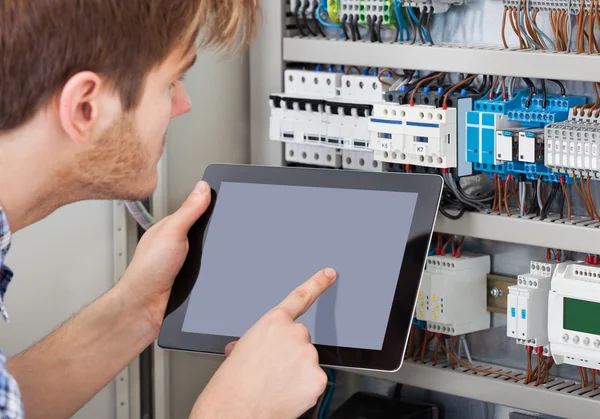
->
xmin=417 ymin=253 xmax=491 ymax=336
xmin=507 ymin=261 xmax=558 ymax=350
xmin=549 ymin=262 xmax=600 ymax=370
xmin=262 ymin=1 xmax=600 ymax=414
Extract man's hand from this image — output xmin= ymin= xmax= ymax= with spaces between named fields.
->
xmin=190 ymin=268 xmax=338 ymax=419
xmin=120 ymin=181 xmax=212 ymax=332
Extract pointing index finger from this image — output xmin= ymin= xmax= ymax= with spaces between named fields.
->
xmin=275 ymin=268 xmax=337 ymax=320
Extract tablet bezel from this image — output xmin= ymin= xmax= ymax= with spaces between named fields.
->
xmin=158 ymin=163 xmax=442 ymax=372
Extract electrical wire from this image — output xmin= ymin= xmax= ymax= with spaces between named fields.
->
xmin=585 ymin=176 xmax=600 ymax=220
xmin=410 ymin=72 xmax=445 ymax=106
xmin=295 ymin=1 xmax=307 ymax=37
xmin=125 ymin=201 xmax=154 ymax=230
xmin=377 ymin=15 xmax=384 ymax=43
xmin=318 ymin=369 xmax=336 ymax=419
xmin=548 ymin=79 xmax=566 ymax=96
xmin=417 ymin=8 xmax=427 ymax=44
xmin=316 ymin=2 xmax=341 ymax=29
xmin=425 ymin=7 xmax=434 ymax=45
xmin=352 ymin=14 xmax=361 ymax=41
xmin=302 ymin=1 xmax=318 ymax=36
xmin=522 ymin=78 xmax=536 ymax=107
xmin=349 ymin=14 xmax=357 ymax=41
xmin=408 ymin=7 xmax=417 ymax=44
xmin=502 ymin=7 xmax=510 ymax=48
xmin=341 ymin=13 xmax=350 ymax=40
xmin=560 ymin=178 xmax=572 ymax=220
xmin=541 ymin=79 xmax=547 ymax=108
xmin=439 ymin=337 xmax=522 ymax=382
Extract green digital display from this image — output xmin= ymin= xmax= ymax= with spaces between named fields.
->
xmin=563 ymin=298 xmax=600 ymax=335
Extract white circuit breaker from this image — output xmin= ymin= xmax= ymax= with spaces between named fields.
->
xmin=507 ymin=261 xmax=559 ymax=350
xmin=549 ymin=262 xmax=600 ymax=369
xmin=368 ymin=103 xmax=458 ymax=168
xmin=341 ymin=149 xmax=384 ymax=172
xmin=416 ymin=252 xmax=491 ymax=336
xmin=271 ymin=70 xmax=396 ymax=172
xmin=284 ymin=143 xmax=341 ymax=168
xmin=544 ymin=121 xmax=600 ymax=177
xmin=518 ymin=129 xmax=544 ymax=163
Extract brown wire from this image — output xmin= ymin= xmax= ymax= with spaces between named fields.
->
xmin=450 ymin=337 xmax=457 ymax=369
xmin=420 ymin=331 xmax=431 ymax=363
xmin=549 ymin=10 xmax=559 ymax=49
xmin=524 ymin=1 xmax=542 ymax=47
xmin=574 ymin=176 xmax=595 ymax=218
xmin=593 ymin=369 xmax=597 ymax=390
xmin=510 ymin=7 xmax=526 ymax=49
xmin=432 ymin=338 xmax=441 ymax=365
xmin=579 ymin=367 xmax=586 ymax=387
xmin=536 ymin=352 xmax=543 ymax=385
xmin=443 ymin=74 xmax=478 ymax=108
xmin=439 ymin=338 xmax=522 ymax=382
xmin=502 ymin=7 xmax=510 ymax=48
xmin=526 ymin=348 xmax=533 ymax=384
xmin=512 ymin=178 xmax=521 ymax=209
xmin=584 ymin=368 xmax=590 ymax=387
xmin=504 ymin=177 xmax=512 ymax=216
xmin=544 ymin=357 xmax=554 ymax=383
xmin=377 ymin=68 xmax=402 ymax=86
xmin=344 ymin=65 xmax=361 ymax=75
xmin=492 ymin=174 xmax=499 ymax=212
xmin=561 ymin=182 xmax=572 ymax=220
xmin=585 ymin=177 xmax=600 ymax=220
xmin=451 ymin=235 xmax=456 ymax=255
xmin=410 ymin=72 xmax=446 ymax=105
xmin=457 ymin=236 xmax=465 ymax=255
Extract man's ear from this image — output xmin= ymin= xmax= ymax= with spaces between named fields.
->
xmin=58 ymin=71 xmax=104 ymax=145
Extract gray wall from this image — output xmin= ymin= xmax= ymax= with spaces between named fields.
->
xmin=165 ymin=49 xmax=250 ymax=419
xmin=3 ymin=201 xmax=115 ymax=419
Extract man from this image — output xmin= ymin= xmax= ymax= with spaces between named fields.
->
xmin=0 ymin=1 xmax=337 ymax=418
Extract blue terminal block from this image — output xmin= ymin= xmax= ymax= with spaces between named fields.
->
xmin=472 ymin=90 xmax=526 ymax=114
xmin=506 ymin=94 xmax=587 ymax=128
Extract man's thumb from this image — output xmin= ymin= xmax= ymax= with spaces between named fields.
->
xmin=224 ymin=341 xmax=237 ymax=357
xmin=170 ymin=181 xmax=212 ymax=232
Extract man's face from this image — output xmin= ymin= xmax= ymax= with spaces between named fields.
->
xmin=74 ymin=45 xmax=196 ymax=201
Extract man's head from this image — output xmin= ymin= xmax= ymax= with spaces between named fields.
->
xmin=0 ymin=0 xmax=257 ymax=201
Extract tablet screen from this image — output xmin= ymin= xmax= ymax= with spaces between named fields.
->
xmin=181 ymin=181 xmax=417 ymax=351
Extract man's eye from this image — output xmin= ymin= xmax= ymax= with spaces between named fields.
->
xmin=170 ymin=75 xmax=186 ymax=89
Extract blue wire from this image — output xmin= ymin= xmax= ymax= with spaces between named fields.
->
xmin=412 ymin=318 xmax=427 ymax=331
xmin=407 ymin=7 xmax=430 ymax=43
xmin=319 ymin=369 xmax=337 ymax=419
xmin=393 ymin=1 xmax=407 ymax=41
xmin=316 ymin=3 xmax=342 ymax=28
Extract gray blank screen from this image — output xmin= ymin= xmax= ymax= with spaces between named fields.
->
xmin=182 ymin=182 xmax=417 ymax=350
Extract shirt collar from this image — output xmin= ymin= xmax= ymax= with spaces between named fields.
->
xmin=0 ymin=206 xmax=11 ymax=255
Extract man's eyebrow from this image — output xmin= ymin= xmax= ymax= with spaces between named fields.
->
xmin=178 ymin=54 xmax=197 ymax=76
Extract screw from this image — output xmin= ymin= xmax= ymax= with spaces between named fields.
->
xmin=490 ymin=287 xmax=503 ymax=298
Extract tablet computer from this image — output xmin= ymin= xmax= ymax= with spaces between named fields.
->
xmin=158 ymin=164 xmax=442 ymax=372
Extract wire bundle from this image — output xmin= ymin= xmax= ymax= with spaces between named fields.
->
xmin=124 ymin=201 xmax=154 ymax=231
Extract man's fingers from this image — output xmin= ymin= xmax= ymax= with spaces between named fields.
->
xmin=169 ymin=181 xmax=211 ymax=232
xmin=224 ymin=341 xmax=237 ymax=357
xmin=274 ymin=268 xmax=337 ymax=320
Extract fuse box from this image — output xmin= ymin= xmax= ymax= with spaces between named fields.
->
xmin=549 ymin=262 xmax=600 ymax=369
xmin=284 ymin=142 xmax=342 ymax=168
xmin=507 ymin=261 xmax=559 ymax=349
xmin=417 ymin=253 xmax=491 ymax=336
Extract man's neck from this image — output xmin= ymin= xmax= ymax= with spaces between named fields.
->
xmin=0 ymin=122 xmax=79 ymax=233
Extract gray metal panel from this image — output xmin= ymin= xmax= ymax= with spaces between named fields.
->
xmin=165 ymin=48 xmax=250 ymax=419
xmin=436 ymin=212 xmax=600 ymax=254
xmin=249 ymin=0 xmax=285 ymax=166
xmin=283 ymin=37 xmax=600 ymax=82
xmin=353 ymin=361 xmax=600 ymax=419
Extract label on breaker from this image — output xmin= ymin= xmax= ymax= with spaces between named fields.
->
xmin=414 ymin=144 xmax=428 ymax=154
xmin=585 ymin=143 xmax=590 ymax=156
xmin=570 ymin=142 xmax=575 ymax=154
xmin=555 ymin=141 xmax=560 ymax=153
xmin=593 ymin=143 xmax=598 ymax=157
xmin=377 ymin=140 xmax=391 ymax=151
xmin=547 ymin=139 xmax=553 ymax=152
xmin=562 ymin=141 xmax=568 ymax=153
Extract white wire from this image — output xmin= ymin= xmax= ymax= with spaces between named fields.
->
xmin=520 ymin=182 xmax=526 ymax=217
xmin=124 ymin=201 xmax=155 ymax=231
xmin=537 ymin=178 xmax=543 ymax=215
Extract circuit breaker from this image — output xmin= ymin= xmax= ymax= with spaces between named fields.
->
xmin=544 ymin=121 xmax=600 ymax=178
xmin=507 ymin=261 xmax=559 ymax=350
xmin=368 ymin=103 xmax=457 ymax=168
xmin=416 ymin=253 xmax=491 ymax=336
xmin=549 ymin=262 xmax=600 ymax=369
